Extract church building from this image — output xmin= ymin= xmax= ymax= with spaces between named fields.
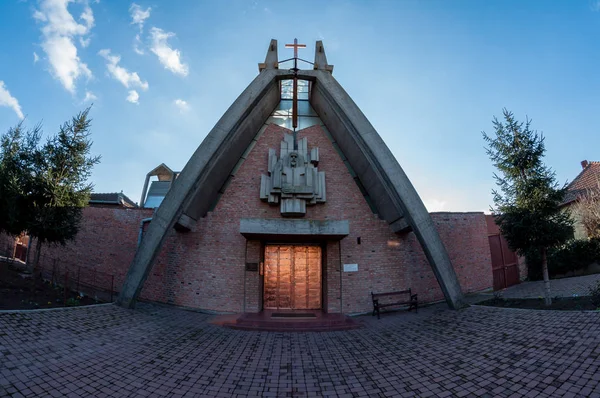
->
xmin=115 ymin=39 xmax=492 ymax=315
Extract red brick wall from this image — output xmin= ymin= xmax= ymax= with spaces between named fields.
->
xmin=34 ymin=206 xmax=154 ymax=292
xmin=138 ymin=124 xmax=493 ymax=313
xmin=430 ymin=212 xmax=493 ymax=300
xmin=244 ymin=240 xmax=261 ymax=312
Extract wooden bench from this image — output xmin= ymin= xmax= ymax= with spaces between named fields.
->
xmin=371 ymin=289 xmax=418 ymax=319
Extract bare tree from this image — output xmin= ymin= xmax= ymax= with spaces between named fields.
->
xmin=572 ymin=179 xmax=600 ymax=239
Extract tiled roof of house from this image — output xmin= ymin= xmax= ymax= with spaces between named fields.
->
xmin=89 ymin=192 xmax=137 ymax=208
xmin=563 ymin=161 xmax=600 ymax=205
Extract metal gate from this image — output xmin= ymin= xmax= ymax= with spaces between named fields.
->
xmin=486 ymin=215 xmax=520 ymax=290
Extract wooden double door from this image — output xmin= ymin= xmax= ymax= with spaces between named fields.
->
xmin=489 ymin=233 xmax=520 ymax=290
xmin=263 ymin=245 xmax=322 ymax=310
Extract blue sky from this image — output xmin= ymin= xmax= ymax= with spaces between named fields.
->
xmin=1 ymin=0 xmax=600 ymax=212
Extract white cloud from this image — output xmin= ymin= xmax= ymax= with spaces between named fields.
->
xmin=83 ymin=91 xmax=97 ymax=102
xmin=423 ymin=198 xmax=448 ymax=212
xmin=149 ymin=27 xmax=189 ymax=77
xmin=80 ymin=5 xmax=94 ymax=27
xmin=33 ymin=52 xmax=39 ymax=63
xmin=130 ymin=3 xmax=151 ymax=31
xmin=33 ymin=0 xmax=94 ymax=93
xmin=133 ymin=33 xmax=144 ymax=55
xmin=130 ymin=4 xmax=150 ymax=55
xmin=174 ymin=99 xmax=189 ymax=113
xmin=98 ymin=49 xmax=149 ymax=90
xmin=0 ymin=81 xmax=24 ymax=119
xmin=126 ymin=90 xmax=139 ymax=104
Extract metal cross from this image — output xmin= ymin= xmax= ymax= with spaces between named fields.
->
xmin=284 ymin=39 xmax=306 ymax=138
xmin=285 ymin=38 xmax=306 ymax=61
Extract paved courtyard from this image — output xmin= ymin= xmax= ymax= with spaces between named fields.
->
xmin=500 ymin=274 xmax=600 ymax=299
xmin=1 ymin=303 xmax=600 ymax=398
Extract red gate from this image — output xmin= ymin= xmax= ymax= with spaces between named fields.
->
xmin=486 ymin=215 xmax=520 ymax=290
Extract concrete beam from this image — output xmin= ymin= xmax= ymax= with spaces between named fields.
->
xmin=314 ymin=40 xmax=334 ymax=73
xmin=117 ymin=68 xmax=281 ymax=309
xmin=240 ymin=218 xmax=349 ymax=240
xmin=183 ymin=79 xmax=280 ymax=220
xmin=258 ymin=39 xmax=278 ymax=72
xmin=309 ymin=69 xmax=467 ymax=310
xmin=390 ymin=218 xmax=412 ymax=234
xmin=174 ymin=213 xmax=195 ymax=232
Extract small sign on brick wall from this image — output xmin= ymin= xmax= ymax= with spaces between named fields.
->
xmin=343 ymin=263 xmax=358 ymax=272
xmin=245 ymin=262 xmax=259 ymax=272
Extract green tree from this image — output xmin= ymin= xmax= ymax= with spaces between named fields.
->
xmin=483 ymin=109 xmax=573 ymax=305
xmin=0 ymin=123 xmax=41 ymax=237
xmin=0 ymin=108 xmax=100 ymax=274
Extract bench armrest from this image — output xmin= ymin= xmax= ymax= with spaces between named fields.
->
xmin=411 ymin=294 xmax=418 ymax=301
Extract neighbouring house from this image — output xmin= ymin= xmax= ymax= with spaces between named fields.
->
xmin=561 ymin=160 xmax=600 ymax=239
xmin=139 ymin=163 xmax=180 ymax=209
xmin=89 ymin=192 xmax=138 ymax=208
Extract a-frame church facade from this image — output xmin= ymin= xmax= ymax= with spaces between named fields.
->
xmin=113 ymin=40 xmax=492 ymax=314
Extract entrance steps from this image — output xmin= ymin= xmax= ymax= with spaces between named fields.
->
xmin=212 ymin=310 xmax=362 ymax=332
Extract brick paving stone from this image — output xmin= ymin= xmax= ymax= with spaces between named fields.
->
xmin=1 ymin=303 xmax=600 ymax=397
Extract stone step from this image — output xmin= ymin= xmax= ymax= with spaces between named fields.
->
xmin=216 ymin=311 xmax=363 ymax=332
xmin=225 ymin=323 xmax=362 ymax=332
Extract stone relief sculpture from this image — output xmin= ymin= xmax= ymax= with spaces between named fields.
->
xmin=260 ymin=133 xmax=326 ymax=217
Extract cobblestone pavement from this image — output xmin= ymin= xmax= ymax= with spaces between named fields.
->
xmin=500 ymin=274 xmax=600 ymax=299
xmin=1 ymin=303 xmax=600 ymax=398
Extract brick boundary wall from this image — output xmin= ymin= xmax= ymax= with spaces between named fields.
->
xmin=29 ymin=206 xmax=154 ymax=296
xmin=430 ymin=212 xmax=493 ymax=299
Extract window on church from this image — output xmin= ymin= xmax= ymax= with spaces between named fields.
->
xmin=269 ymin=79 xmax=321 ymax=129
xmin=280 ymin=79 xmax=309 ymax=100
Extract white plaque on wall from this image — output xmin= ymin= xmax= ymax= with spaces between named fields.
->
xmin=343 ymin=263 xmax=358 ymax=272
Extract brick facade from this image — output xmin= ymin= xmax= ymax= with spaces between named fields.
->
xmin=18 ymin=123 xmax=492 ymax=314
xmin=138 ymin=124 xmax=493 ymax=314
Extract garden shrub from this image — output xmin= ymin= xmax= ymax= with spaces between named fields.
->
xmin=525 ymin=238 xmax=600 ymax=280
xmin=65 ymin=297 xmax=80 ymax=307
